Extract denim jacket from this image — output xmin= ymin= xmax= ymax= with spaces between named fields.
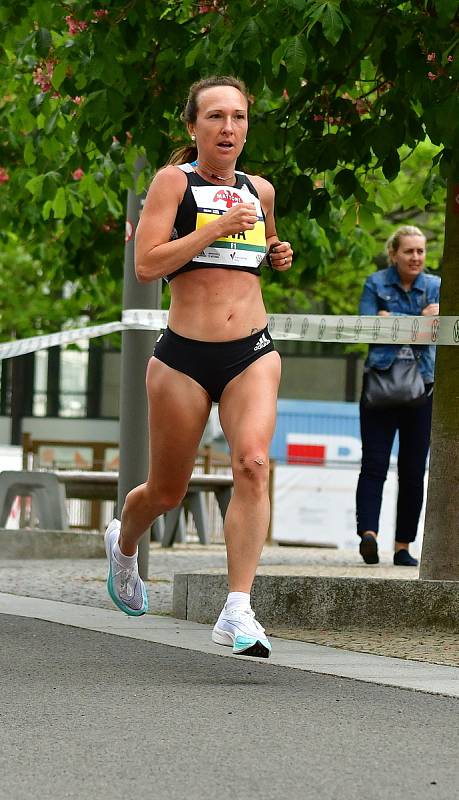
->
xmin=359 ymin=265 xmax=441 ymax=383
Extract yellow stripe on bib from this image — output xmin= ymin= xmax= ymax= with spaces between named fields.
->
xmin=196 ymin=212 xmax=266 ymax=251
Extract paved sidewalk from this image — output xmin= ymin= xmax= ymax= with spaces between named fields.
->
xmin=0 ymin=540 xmax=416 ymax=615
xmin=2 ymin=593 xmax=459 ymax=697
xmin=1 ymin=541 xmax=457 ymax=667
xmin=0 ymin=540 xmax=417 ymax=612
xmin=2 ymin=546 xmax=459 ymax=800
xmin=2 ymin=604 xmax=459 ymax=800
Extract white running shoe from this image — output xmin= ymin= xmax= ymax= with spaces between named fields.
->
xmin=212 ymin=605 xmax=271 ymax=658
xmin=104 ymin=519 xmax=148 ymax=616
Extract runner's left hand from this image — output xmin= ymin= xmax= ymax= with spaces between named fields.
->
xmin=268 ymin=240 xmax=293 ymax=271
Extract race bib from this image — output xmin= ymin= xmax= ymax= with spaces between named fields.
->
xmin=190 ymin=184 xmax=266 ymax=269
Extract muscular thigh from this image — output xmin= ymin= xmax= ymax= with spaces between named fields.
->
xmin=145 ymin=357 xmax=212 ymax=490
xmin=218 ymin=351 xmax=281 ymax=456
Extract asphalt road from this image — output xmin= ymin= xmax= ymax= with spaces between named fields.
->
xmin=2 ymin=614 xmax=458 ymax=800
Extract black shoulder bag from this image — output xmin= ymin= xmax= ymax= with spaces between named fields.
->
xmin=362 ymin=355 xmax=427 ymax=409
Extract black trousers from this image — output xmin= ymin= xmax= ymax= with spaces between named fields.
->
xmin=356 ymin=394 xmax=433 ymax=543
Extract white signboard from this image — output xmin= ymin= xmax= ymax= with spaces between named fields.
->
xmin=273 ymin=463 xmax=425 ymax=557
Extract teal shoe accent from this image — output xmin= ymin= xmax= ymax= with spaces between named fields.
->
xmin=107 ymin=565 xmax=148 ymax=616
xmin=234 ymin=635 xmax=257 ymax=651
xmin=234 ymin=635 xmax=271 ymax=653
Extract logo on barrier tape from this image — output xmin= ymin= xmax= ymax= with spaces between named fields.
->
xmin=301 ymin=317 xmax=309 ymax=337
xmin=454 ymin=320 xmax=459 ymax=344
xmin=391 ymin=318 xmax=400 ymax=342
xmin=354 ymin=318 xmax=363 ymax=340
xmin=372 ymin=318 xmax=381 ymax=341
xmin=431 ymin=318 xmax=439 ymax=342
xmin=336 ymin=318 xmax=344 ymax=340
xmin=318 ymin=318 xmax=327 ymax=340
xmin=411 ymin=319 xmax=419 ymax=342
xmin=284 ymin=316 xmax=292 ymax=333
xmin=268 ymin=316 xmax=275 ymax=333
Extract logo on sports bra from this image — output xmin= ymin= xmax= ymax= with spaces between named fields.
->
xmin=213 ymin=189 xmax=243 ymax=209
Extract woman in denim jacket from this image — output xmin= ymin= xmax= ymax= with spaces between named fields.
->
xmin=356 ymin=225 xmax=440 ymax=567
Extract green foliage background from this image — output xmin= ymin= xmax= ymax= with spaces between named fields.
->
xmin=1 ymin=0 xmax=458 ymax=339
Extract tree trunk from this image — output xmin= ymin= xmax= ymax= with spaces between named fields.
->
xmin=420 ymin=178 xmax=459 ymax=580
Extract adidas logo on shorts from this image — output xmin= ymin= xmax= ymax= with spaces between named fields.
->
xmin=254 ymin=333 xmax=270 ymax=351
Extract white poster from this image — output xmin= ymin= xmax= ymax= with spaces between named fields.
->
xmin=273 ymin=463 xmax=426 ymax=557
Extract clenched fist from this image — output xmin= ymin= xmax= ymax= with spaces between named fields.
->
xmin=217 ymin=202 xmax=258 ymax=237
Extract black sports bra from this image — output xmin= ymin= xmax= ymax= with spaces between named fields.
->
xmin=165 ymin=163 xmax=267 ymax=283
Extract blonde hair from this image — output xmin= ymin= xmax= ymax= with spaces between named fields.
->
xmin=386 ymin=226 xmax=426 ymax=262
xmin=166 ymin=75 xmax=250 ymax=167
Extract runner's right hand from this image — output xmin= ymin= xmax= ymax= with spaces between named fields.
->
xmin=218 ymin=202 xmax=258 ymax=236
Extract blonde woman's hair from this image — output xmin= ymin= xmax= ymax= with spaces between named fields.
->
xmin=166 ymin=75 xmax=250 ymax=167
xmin=386 ymin=226 xmax=426 ymax=261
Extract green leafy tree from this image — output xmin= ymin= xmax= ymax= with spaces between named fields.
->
xmin=0 ymin=0 xmax=452 ymax=322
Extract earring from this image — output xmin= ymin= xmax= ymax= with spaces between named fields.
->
xmin=191 ymin=134 xmax=196 ymax=141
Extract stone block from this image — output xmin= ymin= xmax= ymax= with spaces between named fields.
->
xmin=0 ymin=529 xmax=105 ymax=559
xmin=175 ymin=572 xmax=459 ymax=632
xmin=172 ymin=573 xmax=189 ymax=619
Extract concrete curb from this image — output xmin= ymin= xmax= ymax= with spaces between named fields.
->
xmin=2 ymin=592 xmax=459 ymax=697
xmin=173 ymin=572 xmax=459 ymax=632
xmin=0 ymin=529 xmax=105 ymax=559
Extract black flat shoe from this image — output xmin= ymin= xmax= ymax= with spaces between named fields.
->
xmin=359 ymin=534 xmax=379 ymax=565
xmin=393 ymin=549 xmax=418 ymax=567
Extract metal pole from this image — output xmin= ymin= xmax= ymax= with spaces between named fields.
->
xmin=118 ymin=158 xmax=161 ymax=580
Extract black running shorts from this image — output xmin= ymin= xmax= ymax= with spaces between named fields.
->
xmin=153 ymin=326 xmax=275 ymax=403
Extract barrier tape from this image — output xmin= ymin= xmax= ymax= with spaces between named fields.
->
xmin=269 ymin=313 xmax=456 ymax=345
xmin=122 ymin=309 xmax=459 ymax=346
xmin=1 ymin=310 xmax=458 ymax=360
xmin=0 ymin=322 xmax=125 ymax=360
